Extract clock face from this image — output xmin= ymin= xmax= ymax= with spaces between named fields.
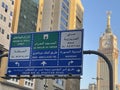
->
xmin=102 ymin=40 xmax=111 ymax=48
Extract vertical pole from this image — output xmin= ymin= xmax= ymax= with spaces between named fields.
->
xmin=44 ymin=79 xmax=48 ymax=90
xmin=92 ymin=77 xmax=103 ymax=90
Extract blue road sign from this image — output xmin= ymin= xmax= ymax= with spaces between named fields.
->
xmin=7 ymin=29 xmax=84 ymax=77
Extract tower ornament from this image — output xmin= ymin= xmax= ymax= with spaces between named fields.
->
xmin=106 ymin=11 xmax=112 ymax=33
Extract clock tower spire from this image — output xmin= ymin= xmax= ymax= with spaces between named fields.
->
xmin=105 ymin=11 xmax=112 ymax=33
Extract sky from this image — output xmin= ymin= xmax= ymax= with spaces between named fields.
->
xmin=80 ymin=0 xmax=120 ymax=89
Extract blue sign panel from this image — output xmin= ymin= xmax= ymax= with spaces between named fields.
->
xmin=7 ymin=29 xmax=84 ymax=77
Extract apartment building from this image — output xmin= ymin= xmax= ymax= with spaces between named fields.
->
xmin=0 ymin=0 xmax=14 ymax=51
xmin=0 ymin=0 xmax=35 ymax=90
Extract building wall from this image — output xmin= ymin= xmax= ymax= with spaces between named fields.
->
xmin=36 ymin=0 xmax=44 ymax=32
xmin=0 ymin=0 xmax=14 ymax=50
xmin=89 ymin=83 xmax=97 ymax=90
xmin=17 ymin=0 xmax=38 ymax=33
xmin=53 ymin=0 xmax=61 ymax=30
xmin=41 ymin=0 xmax=53 ymax=31
xmin=65 ymin=79 xmax=80 ymax=90
xmin=0 ymin=82 xmax=33 ymax=90
xmin=116 ymin=84 xmax=120 ymax=90
xmin=13 ymin=0 xmax=38 ymax=33
xmin=39 ymin=0 xmax=70 ymax=31
xmin=69 ymin=0 xmax=84 ymax=29
xmin=11 ymin=0 xmax=21 ymax=33
xmin=65 ymin=0 xmax=84 ymax=90
xmin=0 ymin=53 xmax=8 ymax=82
xmin=0 ymin=0 xmax=36 ymax=89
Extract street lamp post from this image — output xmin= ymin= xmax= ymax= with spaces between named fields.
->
xmin=83 ymin=50 xmax=113 ymax=90
xmin=92 ymin=77 xmax=103 ymax=90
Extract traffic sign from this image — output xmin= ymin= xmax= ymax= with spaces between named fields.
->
xmin=7 ymin=29 xmax=84 ymax=77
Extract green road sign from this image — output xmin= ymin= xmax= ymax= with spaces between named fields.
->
xmin=11 ymin=34 xmax=31 ymax=47
xmin=33 ymin=32 xmax=59 ymax=50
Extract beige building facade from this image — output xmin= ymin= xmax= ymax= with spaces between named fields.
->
xmin=97 ymin=12 xmax=119 ymax=90
xmin=116 ymin=84 xmax=120 ymax=90
xmin=88 ymin=83 xmax=97 ymax=90
xmin=0 ymin=0 xmax=84 ymax=90
xmin=0 ymin=0 xmax=36 ymax=90
xmin=65 ymin=0 xmax=84 ymax=90
xmin=0 ymin=0 xmax=14 ymax=51
xmin=0 ymin=0 xmax=34 ymax=89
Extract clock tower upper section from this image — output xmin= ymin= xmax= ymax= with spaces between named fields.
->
xmin=99 ymin=12 xmax=118 ymax=55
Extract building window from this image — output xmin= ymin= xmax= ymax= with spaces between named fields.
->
xmin=24 ymin=79 xmax=34 ymax=89
xmin=62 ymin=2 xmax=69 ymax=13
xmin=8 ymin=22 xmax=11 ymax=28
xmin=2 ymin=2 xmax=5 ymax=8
xmin=0 ymin=14 xmax=3 ymax=20
xmin=2 ymin=29 xmax=4 ymax=34
xmin=7 ymin=78 xmax=19 ymax=84
xmin=61 ymin=17 xmax=68 ymax=27
xmin=0 ymin=27 xmax=1 ymax=32
xmin=12 ymin=1 xmax=14 ymax=5
xmin=3 ymin=17 xmax=6 ymax=22
xmin=51 ymin=12 xmax=54 ymax=17
xmin=56 ymin=79 xmax=64 ymax=86
xmin=7 ymin=34 xmax=9 ymax=39
xmin=63 ymin=0 xmax=69 ymax=6
xmin=60 ymin=24 xmax=66 ymax=30
xmin=10 ymin=11 xmax=13 ymax=16
xmin=51 ymin=20 xmax=53 ymax=24
xmin=52 ymin=4 xmax=54 ymax=9
xmin=5 ymin=5 xmax=8 ymax=12
xmin=61 ymin=10 xmax=68 ymax=20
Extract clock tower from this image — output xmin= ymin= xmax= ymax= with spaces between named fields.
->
xmin=97 ymin=12 xmax=119 ymax=90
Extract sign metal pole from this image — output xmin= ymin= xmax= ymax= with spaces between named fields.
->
xmin=83 ymin=50 xmax=113 ymax=90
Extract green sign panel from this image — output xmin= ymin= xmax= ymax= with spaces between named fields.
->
xmin=11 ymin=34 xmax=31 ymax=47
xmin=33 ymin=32 xmax=58 ymax=50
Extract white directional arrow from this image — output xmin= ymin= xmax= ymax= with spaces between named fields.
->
xmin=68 ymin=68 xmax=74 ymax=71
xmin=76 ymin=69 xmax=80 ymax=72
xmin=41 ymin=61 xmax=47 ymax=66
xmin=8 ymin=70 xmax=11 ymax=73
xmin=68 ymin=60 xmax=74 ymax=65
xmin=15 ymin=62 xmax=20 ymax=67
xmin=71 ymin=68 xmax=74 ymax=71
